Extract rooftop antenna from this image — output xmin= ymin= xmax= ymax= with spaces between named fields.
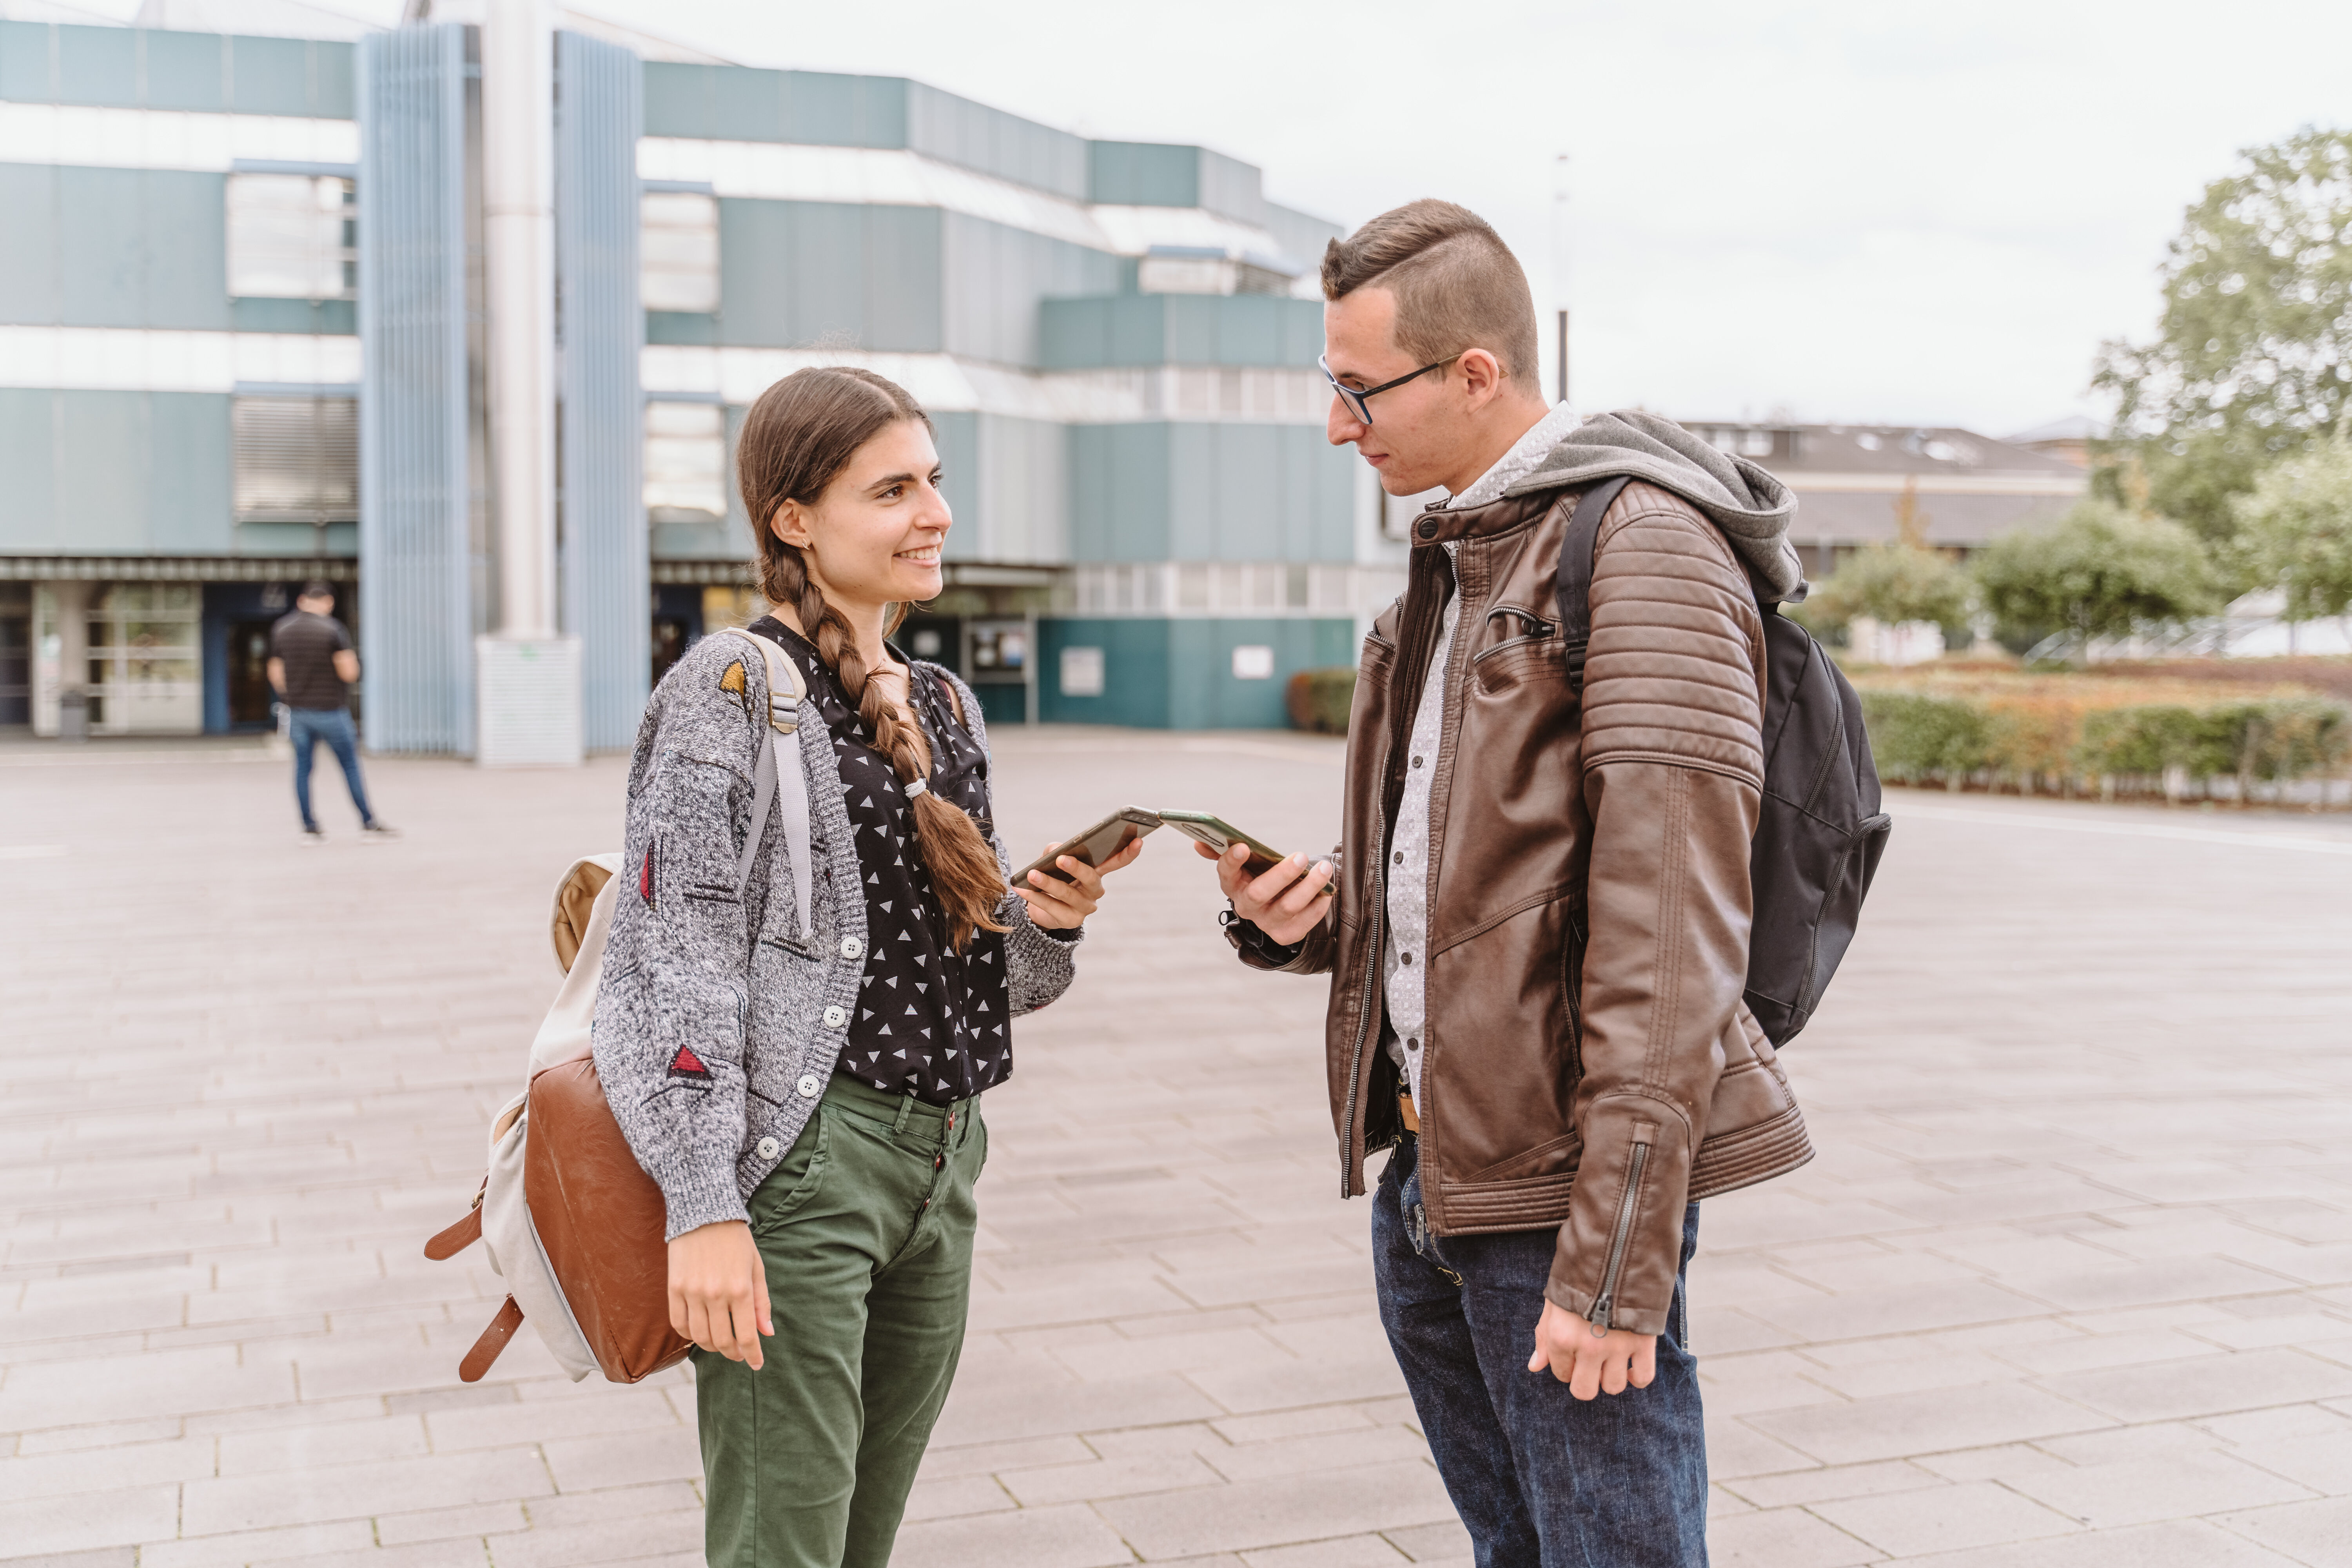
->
xmin=1551 ymin=153 xmax=1571 ymax=407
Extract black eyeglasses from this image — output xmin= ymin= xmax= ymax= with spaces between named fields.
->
xmin=1319 ymin=352 xmax=1460 ymax=426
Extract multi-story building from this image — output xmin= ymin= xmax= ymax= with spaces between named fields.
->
xmin=0 ymin=4 xmax=1395 ymax=745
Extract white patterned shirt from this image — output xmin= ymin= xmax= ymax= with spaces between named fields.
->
xmin=1386 ymin=402 xmax=1583 ymax=1109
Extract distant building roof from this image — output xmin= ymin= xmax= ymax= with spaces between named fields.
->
xmin=33 ymin=0 xmax=733 ymax=61
xmin=1675 ymin=421 xmax=2087 ymax=551
xmin=2002 ymin=414 xmax=2105 ymax=446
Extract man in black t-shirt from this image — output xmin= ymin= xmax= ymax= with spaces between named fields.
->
xmin=269 ymin=582 xmax=395 ymax=842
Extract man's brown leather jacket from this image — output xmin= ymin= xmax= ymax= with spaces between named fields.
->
xmin=1241 ymin=479 xmax=1813 ymax=1336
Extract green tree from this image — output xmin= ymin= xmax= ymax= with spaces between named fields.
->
xmin=1973 ymin=501 xmax=2218 ymax=655
xmin=1796 ymin=541 xmax=1974 ymax=633
xmin=2094 ymin=127 xmax=2352 ymax=541
xmin=2232 ymin=432 xmax=2352 ymax=621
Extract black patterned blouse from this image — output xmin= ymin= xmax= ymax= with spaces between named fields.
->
xmin=751 ymin=619 xmax=1011 ymax=1105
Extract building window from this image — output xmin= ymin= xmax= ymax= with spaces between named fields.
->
xmin=645 ymin=401 xmax=728 ymax=521
xmin=234 ymin=397 xmax=359 ymax=532
xmin=228 ymin=174 xmax=356 ymax=299
xmin=642 ymin=192 xmax=720 ymax=313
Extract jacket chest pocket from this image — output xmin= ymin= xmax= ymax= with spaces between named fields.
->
xmin=1471 ymin=606 xmax=1567 ymax=697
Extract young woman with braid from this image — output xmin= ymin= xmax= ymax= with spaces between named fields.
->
xmin=593 ymin=367 xmax=1140 ymax=1568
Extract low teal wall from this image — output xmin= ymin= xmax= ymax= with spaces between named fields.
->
xmin=1038 ymin=617 xmax=1356 ymax=729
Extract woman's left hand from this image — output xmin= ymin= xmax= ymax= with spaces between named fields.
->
xmin=1014 ymin=837 xmax=1144 ymax=930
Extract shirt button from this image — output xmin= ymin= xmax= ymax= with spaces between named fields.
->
xmin=756 ymin=1136 xmax=780 ymax=1159
xmin=796 ymin=1074 xmax=820 ymax=1098
xmin=1412 ymin=756 xmax=1424 ymax=768
xmin=1393 ymin=851 xmax=1403 ymax=865
xmin=822 ymin=1005 xmax=847 ymax=1028
xmin=839 ymin=936 xmax=864 ymax=959
xmin=1400 ymin=951 xmax=1412 ymax=965
xmin=1407 ymin=1036 xmax=1420 ymax=1051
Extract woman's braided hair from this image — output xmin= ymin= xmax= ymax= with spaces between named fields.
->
xmin=740 ymin=367 xmax=1009 ymax=951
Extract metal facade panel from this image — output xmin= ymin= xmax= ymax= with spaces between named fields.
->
xmin=555 ymin=29 xmax=647 ymax=752
xmin=0 ymin=390 xmax=56 ymax=548
xmin=357 ymin=23 xmax=473 ymax=754
xmin=1195 ymin=149 xmax=1267 ymax=227
xmin=0 ymin=23 xmax=353 ymax=115
xmin=0 ymin=165 xmax=58 ymax=323
xmin=717 ymin=199 xmax=943 ymax=350
xmin=55 ymin=22 xmax=132 ymax=105
xmin=640 ymin=63 xmax=907 ymax=149
xmin=1088 ymin=142 xmax=1198 ymax=208
xmin=972 ymin=413 xmax=1069 ymax=566
xmin=16 ymin=167 xmax=230 ymax=330
xmin=0 ymin=390 xmax=234 ymax=554
xmin=143 ymin=29 xmax=226 ymax=113
xmin=931 ymin=410 xmax=978 ymax=561
xmin=906 ymin=80 xmax=1086 ymax=200
xmin=1067 ymin=423 xmax=1171 ymax=563
xmin=0 ymin=22 xmax=51 ymax=100
xmin=940 ymin=212 xmax=1120 ymax=368
xmin=145 ymin=391 xmax=236 ymax=550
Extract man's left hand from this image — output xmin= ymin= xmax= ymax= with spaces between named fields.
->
xmin=1528 ymin=1298 xmax=1657 ymax=1400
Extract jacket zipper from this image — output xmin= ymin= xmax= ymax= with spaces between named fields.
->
xmin=1338 ymin=802 xmax=1387 ymax=1200
xmin=1588 ymin=1138 xmax=1649 ymax=1332
xmin=1564 ymin=905 xmax=1587 ymax=1077
xmin=1470 ymin=630 xmax=1553 ymax=666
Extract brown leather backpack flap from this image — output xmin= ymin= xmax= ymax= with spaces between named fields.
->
xmin=524 ymin=1058 xmax=692 ymax=1383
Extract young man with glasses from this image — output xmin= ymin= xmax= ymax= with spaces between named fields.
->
xmin=1198 ymin=200 xmax=1816 ymax=1566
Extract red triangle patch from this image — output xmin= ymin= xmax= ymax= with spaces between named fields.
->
xmin=671 ymin=1046 xmax=708 ymax=1075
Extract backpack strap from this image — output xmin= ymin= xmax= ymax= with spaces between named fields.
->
xmin=715 ymin=628 xmax=814 ymax=943
xmin=1553 ymin=475 xmax=1637 ymax=698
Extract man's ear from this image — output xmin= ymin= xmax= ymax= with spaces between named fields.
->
xmin=1457 ymin=348 xmax=1507 ymax=408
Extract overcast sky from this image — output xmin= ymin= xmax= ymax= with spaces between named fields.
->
xmin=106 ymin=0 xmax=2352 ymax=437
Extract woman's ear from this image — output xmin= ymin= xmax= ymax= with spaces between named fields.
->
xmin=771 ymin=500 xmax=811 ymax=549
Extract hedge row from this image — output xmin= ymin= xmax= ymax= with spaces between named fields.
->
xmin=1854 ymin=677 xmax=2351 ymax=799
xmin=1286 ymin=667 xmax=1357 ymax=734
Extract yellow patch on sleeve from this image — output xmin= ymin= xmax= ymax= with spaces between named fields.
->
xmin=719 ymin=660 xmax=747 ymax=698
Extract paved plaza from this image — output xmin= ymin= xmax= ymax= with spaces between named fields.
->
xmin=5 ymin=727 xmax=2352 ymax=1568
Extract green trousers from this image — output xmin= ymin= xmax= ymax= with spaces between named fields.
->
xmin=695 ymin=1074 xmax=985 ymax=1568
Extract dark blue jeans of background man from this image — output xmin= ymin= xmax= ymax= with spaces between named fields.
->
xmin=289 ymin=707 xmax=376 ymax=831
xmin=1374 ymin=1133 xmax=1707 ymax=1568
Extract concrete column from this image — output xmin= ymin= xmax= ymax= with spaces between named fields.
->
xmin=474 ymin=0 xmax=581 ymax=765
xmin=483 ymin=0 xmax=557 ymax=640
xmin=31 ymin=581 xmax=89 ymax=738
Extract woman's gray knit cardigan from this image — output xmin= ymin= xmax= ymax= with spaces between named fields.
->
xmin=592 ymin=632 xmax=1080 ymax=1241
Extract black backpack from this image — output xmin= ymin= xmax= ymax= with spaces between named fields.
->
xmin=1556 ymin=476 xmax=1891 ymax=1047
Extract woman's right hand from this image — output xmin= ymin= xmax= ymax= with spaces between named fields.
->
xmin=1198 ymin=840 xmax=1334 ymax=947
xmin=668 ymin=1219 xmax=772 ymax=1369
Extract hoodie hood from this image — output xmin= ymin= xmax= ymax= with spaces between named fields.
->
xmin=1504 ymin=410 xmax=1807 ymax=601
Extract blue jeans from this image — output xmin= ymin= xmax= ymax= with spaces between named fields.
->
xmin=289 ymin=707 xmax=375 ymax=829
xmin=1374 ymin=1134 xmax=1708 ymax=1568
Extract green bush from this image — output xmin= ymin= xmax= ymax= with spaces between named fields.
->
xmin=1857 ymin=678 xmax=2350 ymax=799
xmin=1286 ymin=667 xmax=1357 ymax=734
xmin=1973 ymin=500 xmax=2219 ymax=653
xmin=1855 ymin=691 xmax=1994 ymax=783
xmin=1794 ymin=541 xmax=1975 ymax=635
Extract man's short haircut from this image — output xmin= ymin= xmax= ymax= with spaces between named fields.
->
xmin=299 ymin=579 xmax=335 ymax=602
xmin=1321 ymin=200 xmax=1541 ymax=396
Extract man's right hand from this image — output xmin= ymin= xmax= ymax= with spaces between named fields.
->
xmin=668 ymin=1219 xmax=771 ymax=1369
xmin=1196 ymin=841 xmax=1334 ymax=947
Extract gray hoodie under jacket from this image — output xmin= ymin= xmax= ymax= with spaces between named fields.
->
xmin=1506 ymin=409 xmax=1809 ymax=602
xmin=592 ymin=632 xmax=1081 ymax=1241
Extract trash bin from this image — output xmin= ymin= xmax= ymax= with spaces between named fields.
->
xmin=57 ymin=688 xmax=88 ymax=742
